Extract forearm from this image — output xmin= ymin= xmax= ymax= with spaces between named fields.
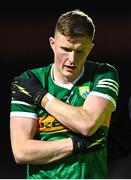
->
xmin=41 ymin=93 xmax=112 ymax=136
xmin=13 ymin=138 xmax=73 ymax=165
xmin=11 ymin=71 xmax=111 ymax=136
xmin=41 ymin=95 xmax=92 ymax=135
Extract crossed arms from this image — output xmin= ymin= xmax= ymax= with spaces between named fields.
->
xmin=10 ymin=71 xmax=113 ymax=164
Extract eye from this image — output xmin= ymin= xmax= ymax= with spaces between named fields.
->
xmin=76 ymin=50 xmax=83 ymax=54
xmin=61 ymin=47 xmax=72 ymax=52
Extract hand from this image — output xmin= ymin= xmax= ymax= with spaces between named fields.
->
xmin=11 ymin=70 xmax=47 ymax=106
xmin=71 ymin=128 xmax=106 ymax=153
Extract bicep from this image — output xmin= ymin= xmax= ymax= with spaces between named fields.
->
xmin=10 ymin=117 xmax=37 ymax=146
xmin=83 ymin=94 xmax=113 ymax=112
xmin=83 ymin=95 xmax=113 ymax=134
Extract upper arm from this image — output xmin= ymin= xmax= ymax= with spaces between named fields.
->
xmin=10 ymin=116 xmax=37 ymax=151
xmin=83 ymin=95 xmax=113 ymax=135
xmin=82 ymin=63 xmax=119 ymax=135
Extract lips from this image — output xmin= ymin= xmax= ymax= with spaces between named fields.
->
xmin=64 ymin=65 xmax=76 ymax=69
xmin=64 ymin=65 xmax=76 ymax=71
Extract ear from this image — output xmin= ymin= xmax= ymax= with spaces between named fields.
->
xmin=90 ymin=43 xmax=94 ymax=51
xmin=86 ymin=43 xmax=94 ymax=57
xmin=88 ymin=43 xmax=94 ymax=54
xmin=49 ymin=37 xmax=55 ymax=52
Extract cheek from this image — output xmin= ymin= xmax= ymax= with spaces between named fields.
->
xmin=55 ymin=52 xmax=67 ymax=65
xmin=77 ymin=55 xmax=86 ymax=64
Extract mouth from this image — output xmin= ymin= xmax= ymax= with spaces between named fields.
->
xmin=64 ymin=65 xmax=76 ymax=71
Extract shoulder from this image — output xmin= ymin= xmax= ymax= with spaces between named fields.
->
xmin=20 ymin=63 xmax=53 ymax=79
xmin=85 ymin=60 xmax=119 ymax=111
xmin=85 ymin=60 xmax=119 ymax=82
xmin=98 ymin=62 xmax=118 ymax=76
xmin=86 ymin=60 xmax=118 ymax=72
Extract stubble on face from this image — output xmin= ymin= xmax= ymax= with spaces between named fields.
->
xmin=53 ymin=33 xmax=93 ymax=84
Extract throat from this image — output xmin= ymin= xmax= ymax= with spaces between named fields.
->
xmin=51 ymin=64 xmax=84 ymax=89
xmin=53 ymin=65 xmax=73 ymax=84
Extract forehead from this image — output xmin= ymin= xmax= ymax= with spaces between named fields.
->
xmin=55 ymin=32 xmax=91 ymax=48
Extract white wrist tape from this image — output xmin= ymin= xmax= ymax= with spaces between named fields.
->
xmin=45 ymin=93 xmax=54 ymax=109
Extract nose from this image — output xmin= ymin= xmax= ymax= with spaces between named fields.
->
xmin=68 ymin=51 xmax=76 ymax=64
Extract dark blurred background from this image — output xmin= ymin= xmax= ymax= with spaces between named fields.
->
xmin=0 ymin=0 xmax=131 ymax=178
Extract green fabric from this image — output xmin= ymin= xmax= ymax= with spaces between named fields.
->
xmin=11 ymin=60 xmax=119 ymax=179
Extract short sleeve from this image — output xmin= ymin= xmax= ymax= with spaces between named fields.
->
xmin=10 ymin=100 xmax=37 ymax=119
xmin=10 ymin=70 xmax=38 ymax=119
xmin=89 ymin=63 xmax=119 ymax=111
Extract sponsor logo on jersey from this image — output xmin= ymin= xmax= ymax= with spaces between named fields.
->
xmin=79 ymin=86 xmax=90 ymax=99
xmin=37 ymin=115 xmax=68 ymax=132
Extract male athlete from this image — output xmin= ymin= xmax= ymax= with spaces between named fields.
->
xmin=10 ymin=9 xmax=119 ymax=179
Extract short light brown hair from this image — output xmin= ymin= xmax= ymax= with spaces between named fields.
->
xmin=55 ymin=9 xmax=95 ymax=41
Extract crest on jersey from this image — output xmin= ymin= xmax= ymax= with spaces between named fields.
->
xmin=79 ymin=86 xmax=90 ymax=99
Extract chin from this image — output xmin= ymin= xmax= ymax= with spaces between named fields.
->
xmin=64 ymin=73 xmax=76 ymax=81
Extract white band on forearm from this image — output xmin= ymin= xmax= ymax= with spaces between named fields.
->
xmin=45 ymin=93 xmax=54 ymax=109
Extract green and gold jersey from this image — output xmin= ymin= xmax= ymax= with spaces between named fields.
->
xmin=10 ymin=60 xmax=119 ymax=179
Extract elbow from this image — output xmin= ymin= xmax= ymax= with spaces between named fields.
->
xmin=77 ymin=123 xmax=90 ymax=136
xmin=78 ymin=120 xmax=96 ymax=137
xmin=78 ymin=108 xmax=102 ymax=136
xmin=14 ymin=153 xmax=27 ymax=165
xmin=12 ymin=149 xmax=27 ymax=164
xmin=76 ymin=108 xmax=96 ymax=136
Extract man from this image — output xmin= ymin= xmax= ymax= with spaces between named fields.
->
xmin=10 ymin=9 xmax=119 ymax=179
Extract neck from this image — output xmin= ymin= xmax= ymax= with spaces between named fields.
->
xmin=51 ymin=64 xmax=84 ymax=85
